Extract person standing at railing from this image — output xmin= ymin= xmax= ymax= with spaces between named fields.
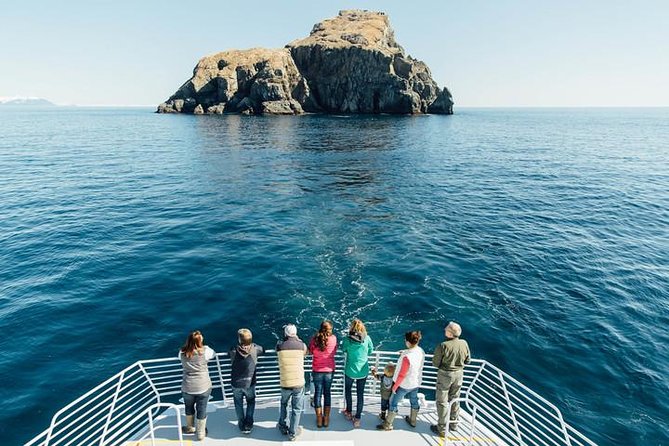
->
xmin=370 ymin=362 xmax=396 ymax=421
xmin=308 ymin=320 xmax=337 ymax=429
xmin=229 ymin=328 xmax=264 ymax=434
xmin=377 ymin=330 xmax=425 ymax=431
xmin=340 ymin=318 xmax=374 ymax=428
xmin=179 ymin=330 xmax=215 ymax=440
xmin=276 ymin=324 xmax=308 ymax=441
xmin=430 ymin=321 xmax=471 ymax=437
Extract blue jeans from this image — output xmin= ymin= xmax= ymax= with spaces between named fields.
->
xmin=390 ymin=386 xmax=420 ymax=413
xmin=278 ymin=387 xmax=305 ymax=437
xmin=312 ymin=372 xmax=334 ymax=408
xmin=344 ymin=375 xmax=367 ymax=419
xmin=183 ymin=388 xmax=211 ymax=420
xmin=232 ymin=386 xmax=256 ymax=429
xmin=381 ymin=398 xmax=390 ymax=412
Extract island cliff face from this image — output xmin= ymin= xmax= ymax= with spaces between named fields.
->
xmin=157 ymin=10 xmax=453 ymax=115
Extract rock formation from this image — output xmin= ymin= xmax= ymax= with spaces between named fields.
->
xmin=157 ymin=10 xmax=453 ymax=115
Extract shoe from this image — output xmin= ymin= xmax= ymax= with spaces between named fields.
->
xmin=449 ymin=421 xmax=459 ymax=432
xmin=242 ymin=423 xmax=252 ymax=434
xmin=376 ymin=411 xmax=396 ymax=430
xmin=342 ymin=410 xmax=353 ymax=421
xmin=323 ymin=406 xmax=331 ymax=428
xmin=289 ymin=427 xmax=302 ymax=441
xmin=430 ymin=424 xmax=445 ymax=437
xmin=277 ymin=423 xmax=289 ymax=435
xmin=353 ymin=418 xmax=361 ymax=428
xmin=195 ymin=417 xmax=207 ymax=441
xmin=405 ymin=408 xmax=419 ymax=428
xmin=182 ymin=415 xmax=196 ymax=434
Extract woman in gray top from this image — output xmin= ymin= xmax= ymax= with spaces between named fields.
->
xmin=179 ymin=330 xmax=215 ymax=440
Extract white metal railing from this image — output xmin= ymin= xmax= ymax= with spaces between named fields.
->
xmin=24 ymin=351 xmax=597 ymax=446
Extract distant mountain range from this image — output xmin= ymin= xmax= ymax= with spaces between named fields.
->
xmin=0 ymin=97 xmax=55 ymax=106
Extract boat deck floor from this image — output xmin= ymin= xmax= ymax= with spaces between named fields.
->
xmin=133 ymin=397 xmax=503 ymax=446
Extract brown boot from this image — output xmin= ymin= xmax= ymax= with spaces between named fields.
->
xmin=315 ymin=407 xmax=323 ymax=428
xmin=323 ymin=406 xmax=331 ymax=428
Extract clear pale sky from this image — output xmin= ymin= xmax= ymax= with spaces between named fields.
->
xmin=2 ymin=0 xmax=667 ymax=107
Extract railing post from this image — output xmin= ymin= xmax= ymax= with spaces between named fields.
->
xmin=138 ymin=362 xmax=161 ymax=403
xmin=464 ymin=361 xmax=485 ymax=413
xmin=498 ymin=369 xmax=524 ymax=445
xmin=215 ymin=354 xmax=225 ymax=404
xmin=44 ymin=413 xmax=58 ymax=446
xmin=468 ymin=405 xmax=477 ymax=446
xmin=373 ymin=351 xmax=380 ymax=396
xmin=98 ymin=370 xmax=125 ymax=446
xmin=144 ymin=403 xmax=183 ymax=446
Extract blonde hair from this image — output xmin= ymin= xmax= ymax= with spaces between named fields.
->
xmin=383 ymin=363 xmax=396 ymax=376
xmin=349 ymin=318 xmax=367 ymax=336
xmin=238 ymin=328 xmax=253 ymax=346
xmin=446 ymin=322 xmax=462 ymax=338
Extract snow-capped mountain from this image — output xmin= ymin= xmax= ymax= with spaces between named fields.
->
xmin=0 ymin=96 xmax=55 ymax=106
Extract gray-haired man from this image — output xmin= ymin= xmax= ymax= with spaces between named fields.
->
xmin=430 ymin=322 xmax=471 ymax=437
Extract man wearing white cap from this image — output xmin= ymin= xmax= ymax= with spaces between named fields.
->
xmin=276 ymin=324 xmax=308 ymax=441
xmin=430 ymin=321 xmax=471 ymax=437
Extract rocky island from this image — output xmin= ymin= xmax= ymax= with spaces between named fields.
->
xmin=157 ymin=10 xmax=453 ymax=115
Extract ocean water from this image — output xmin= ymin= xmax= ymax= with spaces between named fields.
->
xmin=0 ymin=107 xmax=667 ymax=445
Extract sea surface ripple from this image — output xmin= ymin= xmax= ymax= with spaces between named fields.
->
xmin=0 ymin=107 xmax=667 ymax=445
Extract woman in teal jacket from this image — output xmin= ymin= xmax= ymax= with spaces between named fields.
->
xmin=340 ymin=318 xmax=374 ymax=427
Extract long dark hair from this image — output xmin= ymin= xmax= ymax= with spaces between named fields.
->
xmin=314 ymin=320 xmax=333 ymax=351
xmin=181 ymin=330 xmax=204 ymax=358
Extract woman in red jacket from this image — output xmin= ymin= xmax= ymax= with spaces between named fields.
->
xmin=309 ymin=320 xmax=337 ymax=428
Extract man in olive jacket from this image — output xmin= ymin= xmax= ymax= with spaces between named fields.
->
xmin=430 ymin=322 xmax=471 ymax=436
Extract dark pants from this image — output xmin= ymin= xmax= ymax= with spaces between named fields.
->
xmin=312 ymin=372 xmax=334 ymax=408
xmin=344 ymin=375 xmax=367 ymax=419
xmin=232 ymin=386 xmax=256 ymax=429
xmin=183 ymin=388 xmax=211 ymax=420
xmin=381 ymin=397 xmax=390 ymax=412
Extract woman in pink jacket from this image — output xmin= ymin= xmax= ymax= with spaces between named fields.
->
xmin=309 ymin=320 xmax=337 ymax=428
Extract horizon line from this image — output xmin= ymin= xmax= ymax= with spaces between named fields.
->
xmin=49 ymin=104 xmax=669 ymax=109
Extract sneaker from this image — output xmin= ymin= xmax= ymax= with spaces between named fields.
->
xmin=430 ymin=424 xmax=445 ymax=437
xmin=342 ymin=410 xmax=353 ymax=421
xmin=277 ymin=423 xmax=289 ymax=435
xmin=449 ymin=422 xmax=459 ymax=432
xmin=242 ymin=424 xmax=252 ymax=434
xmin=353 ymin=418 xmax=361 ymax=428
xmin=288 ymin=427 xmax=302 ymax=441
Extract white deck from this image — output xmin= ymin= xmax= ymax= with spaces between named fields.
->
xmin=139 ymin=397 xmax=500 ymax=446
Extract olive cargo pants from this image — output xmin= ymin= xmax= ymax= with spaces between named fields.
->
xmin=435 ymin=369 xmax=463 ymax=432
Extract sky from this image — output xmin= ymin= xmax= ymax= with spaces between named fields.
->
xmin=1 ymin=0 xmax=668 ymax=107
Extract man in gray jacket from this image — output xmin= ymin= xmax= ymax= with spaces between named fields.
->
xmin=229 ymin=328 xmax=264 ymax=434
xmin=430 ymin=322 xmax=471 ymax=437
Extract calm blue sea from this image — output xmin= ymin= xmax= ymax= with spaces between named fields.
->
xmin=1 ymin=107 xmax=667 ymax=445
